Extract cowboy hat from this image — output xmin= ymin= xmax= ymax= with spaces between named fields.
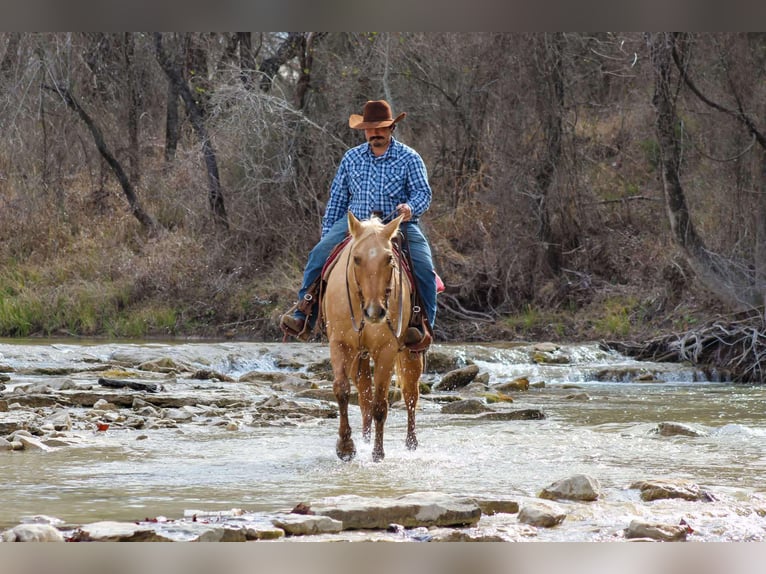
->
xmin=348 ymin=100 xmax=407 ymax=130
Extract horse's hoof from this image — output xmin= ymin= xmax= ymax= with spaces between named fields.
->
xmin=336 ymin=438 xmax=356 ymax=461
xmin=405 ymin=435 xmax=418 ymax=451
xmin=362 ymin=429 xmax=371 ymax=443
xmin=372 ymin=448 xmax=385 ymax=462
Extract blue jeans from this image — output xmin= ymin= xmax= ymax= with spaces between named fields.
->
xmin=296 ymin=218 xmax=437 ymax=330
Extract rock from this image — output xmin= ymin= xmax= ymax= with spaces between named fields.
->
xmin=271 ymin=514 xmax=343 ymax=535
xmin=310 ymin=492 xmax=481 ymax=530
xmin=539 ymin=474 xmax=601 ymax=501
xmin=565 ymin=393 xmax=591 ymax=401
xmin=483 ymin=392 xmax=514 ymax=404
xmin=624 ymin=519 xmax=688 ymax=541
xmin=530 ymin=348 xmax=570 ymax=364
xmin=17 ymin=435 xmax=55 ymax=452
xmin=655 ymin=422 xmax=708 ymax=437
xmin=533 ymin=342 xmax=559 ymax=353
xmin=137 ymin=357 xmax=190 ymax=374
xmin=517 ymin=501 xmax=567 ymax=528
xmin=191 ymin=369 xmax=234 ymax=382
xmin=475 ymin=499 xmax=520 ymax=515
xmin=0 ymin=399 xmax=7 ymax=411
xmin=495 ymin=377 xmax=530 ymax=392
xmin=424 ymin=351 xmax=465 ymax=374
xmin=475 ymin=408 xmax=546 ymax=421
xmin=70 ymin=521 xmax=173 ymax=542
xmin=163 ymin=408 xmax=194 ymax=422
xmin=92 ymin=399 xmax=118 ymax=411
xmin=630 ymin=479 xmax=715 ymax=502
xmin=0 ymin=437 xmax=12 ymax=451
xmin=3 ymin=523 xmax=65 ymax=542
xmin=43 ymin=409 xmax=71 ymax=431
xmin=441 ymin=399 xmax=493 ymax=415
xmin=434 ymin=365 xmax=480 ymax=391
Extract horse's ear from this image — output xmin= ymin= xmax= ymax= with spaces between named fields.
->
xmin=382 ymin=213 xmax=405 ymax=241
xmin=347 ymin=211 xmax=363 ymax=238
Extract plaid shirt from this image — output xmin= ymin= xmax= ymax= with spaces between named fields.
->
xmin=321 ymin=137 xmax=432 ymax=237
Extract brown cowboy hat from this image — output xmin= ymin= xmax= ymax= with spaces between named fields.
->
xmin=348 ymin=100 xmax=407 ymax=130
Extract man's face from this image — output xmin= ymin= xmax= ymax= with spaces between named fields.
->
xmin=364 ymin=126 xmax=394 ymax=152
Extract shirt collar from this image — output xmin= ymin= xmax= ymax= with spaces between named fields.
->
xmin=366 ymin=136 xmax=399 ymax=160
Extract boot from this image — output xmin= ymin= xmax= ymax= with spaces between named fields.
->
xmin=403 ymin=326 xmax=432 ymax=351
xmin=280 ymin=313 xmax=310 ymax=341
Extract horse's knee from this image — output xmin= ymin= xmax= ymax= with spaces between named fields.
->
xmin=372 ymin=401 xmax=388 ymax=423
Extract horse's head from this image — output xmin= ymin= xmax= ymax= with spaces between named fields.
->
xmin=347 ymin=211 xmax=404 ymax=324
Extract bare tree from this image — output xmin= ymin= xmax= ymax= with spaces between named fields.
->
xmin=649 ymin=32 xmax=762 ymax=310
xmin=153 ymin=32 xmax=228 ymax=229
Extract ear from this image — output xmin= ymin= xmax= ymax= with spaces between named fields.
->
xmin=382 ymin=213 xmax=405 ymax=241
xmin=347 ymin=211 xmax=363 ymax=238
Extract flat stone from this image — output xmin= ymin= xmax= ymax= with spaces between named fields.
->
xmin=630 ymin=479 xmax=715 ymax=502
xmin=271 ymin=514 xmax=343 ymax=536
xmin=71 ymin=521 xmax=173 ymax=542
xmin=310 ymin=492 xmax=481 ymax=530
xmin=656 ymin=422 xmax=708 ymax=437
xmin=434 ymin=365 xmax=480 ymax=391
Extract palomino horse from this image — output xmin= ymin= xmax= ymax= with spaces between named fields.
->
xmin=322 ymin=211 xmax=424 ymax=462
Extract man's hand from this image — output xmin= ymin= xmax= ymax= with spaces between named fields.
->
xmin=396 ymin=203 xmax=412 ymax=222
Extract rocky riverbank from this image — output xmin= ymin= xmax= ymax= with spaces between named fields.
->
xmin=0 ymin=340 xmax=764 ymax=542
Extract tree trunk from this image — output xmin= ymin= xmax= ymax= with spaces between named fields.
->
xmin=124 ymin=33 xmax=141 ymax=185
xmin=649 ymin=32 xmax=759 ymax=310
xmin=164 ymin=77 xmax=180 ymax=164
xmin=533 ymin=33 xmax=565 ymax=275
xmin=48 ymin=85 xmax=159 ymax=234
xmin=259 ymin=32 xmax=304 ymax=92
xmin=153 ymin=32 xmax=228 ymax=229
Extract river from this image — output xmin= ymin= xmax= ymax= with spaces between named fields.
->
xmin=1 ymin=338 xmax=765 ymax=542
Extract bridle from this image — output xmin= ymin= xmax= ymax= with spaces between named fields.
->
xmin=344 ymin=233 xmax=405 ymax=339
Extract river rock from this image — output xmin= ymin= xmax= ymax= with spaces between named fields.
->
xmin=310 ymin=492 xmax=481 ymax=530
xmin=70 ymin=521 xmax=173 ymax=542
xmin=517 ymin=501 xmax=567 ymax=527
xmin=624 ymin=519 xmax=688 ymax=541
xmin=495 ymin=377 xmax=530 ymax=392
xmin=475 ymin=498 xmax=520 ymax=515
xmin=424 ymin=351 xmax=466 ymax=374
xmin=271 ymin=514 xmax=343 ymax=536
xmin=539 ymin=474 xmax=601 ymax=501
xmin=655 ymin=422 xmax=708 ymax=437
xmin=434 ymin=365 xmax=480 ymax=391
xmin=0 ymin=437 xmax=11 ymax=450
xmin=630 ymin=479 xmax=715 ymax=502
xmin=138 ymin=357 xmax=190 ymax=374
xmin=475 ymin=408 xmax=546 ymax=421
xmin=441 ymin=398 xmax=493 ymax=414
xmin=43 ymin=409 xmax=72 ymax=431
xmin=17 ymin=435 xmax=55 ymax=452
xmin=92 ymin=398 xmax=118 ymax=411
xmin=2 ymin=523 xmax=65 ymax=542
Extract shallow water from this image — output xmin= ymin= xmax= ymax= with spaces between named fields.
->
xmin=1 ymin=339 xmax=765 ymax=541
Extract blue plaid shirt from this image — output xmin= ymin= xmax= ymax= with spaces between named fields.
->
xmin=321 ymin=137 xmax=432 ymax=237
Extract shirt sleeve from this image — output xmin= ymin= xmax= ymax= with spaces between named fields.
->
xmin=321 ymin=155 xmax=351 ymax=237
xmin=405 ymin=152 xmax=432 ymax=218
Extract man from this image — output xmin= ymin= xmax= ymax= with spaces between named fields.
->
xmin=280 ymin=99 xmax=437 ymax=349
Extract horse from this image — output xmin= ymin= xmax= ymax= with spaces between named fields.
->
xmin=322 ymin=211 xmax=424 ymax=462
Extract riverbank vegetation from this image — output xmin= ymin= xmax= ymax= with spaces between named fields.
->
xmin=1 ymin=33 xmax=765 ymax=361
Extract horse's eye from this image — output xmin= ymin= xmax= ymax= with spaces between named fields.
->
xmin=353 ymin=256 xmax=361 ymax=265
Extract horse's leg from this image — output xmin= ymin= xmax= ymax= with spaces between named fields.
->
xmin=331 ymin=341 xmax=356 ymax=461
xmin=398 ymin=350 xmax=424 ymax=451
xmin=370 ymin=351 xmax=396 ymax=462
xmin=356 ymin=355 xmax=373 ymax=442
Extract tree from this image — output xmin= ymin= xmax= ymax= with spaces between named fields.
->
xmin=650 ymin=32 xmax=766 ymax=311
xmin=153 ymin=32 xmax=228 ymax=229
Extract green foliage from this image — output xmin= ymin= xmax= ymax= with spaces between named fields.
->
xmin=592 ymin=297 xmax=636 ymax=338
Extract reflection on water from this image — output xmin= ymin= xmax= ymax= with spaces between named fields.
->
xmin=0 ymin=340 xmax=765 ymax=541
